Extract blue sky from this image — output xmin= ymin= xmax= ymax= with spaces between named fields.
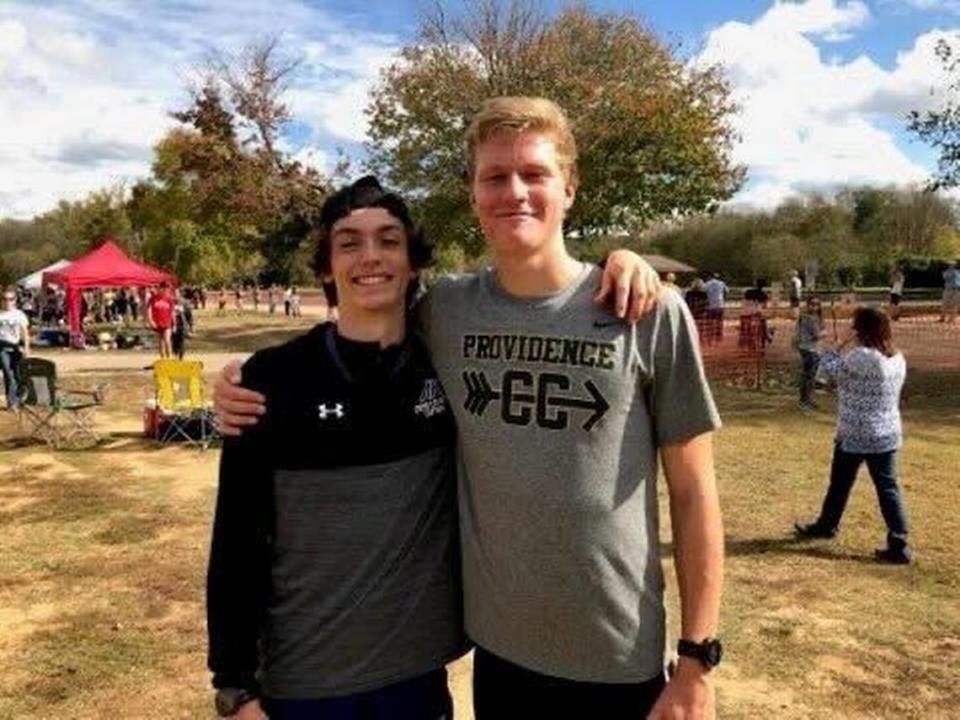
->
xmin=1 ymin=0 xmax=958 ymax=218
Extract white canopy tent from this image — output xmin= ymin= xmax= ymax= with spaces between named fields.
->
xmin=16 ymin=259 xmax=71 ymax=289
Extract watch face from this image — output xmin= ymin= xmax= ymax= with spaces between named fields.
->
xmin=704 ymin=639 xmax=723 ymax=666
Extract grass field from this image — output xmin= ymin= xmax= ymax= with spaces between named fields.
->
xmin=0 ymin=312 xmax=958 ymax=718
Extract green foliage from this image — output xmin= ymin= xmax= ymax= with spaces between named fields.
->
xmin=907 ymin=37 xmax=960 ymax=190
xmin=366 ymin=0 xmax=744 ymax=262
xmin=651 ymin=187 xmax=958 ymax=287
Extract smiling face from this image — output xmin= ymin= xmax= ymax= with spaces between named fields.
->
xmin=470 ymin=130 xmax=576 ymax=264
xmin=324 ymin=207 xmax=415 ymax=315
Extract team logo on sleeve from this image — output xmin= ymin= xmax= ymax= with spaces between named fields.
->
xmin=414 ymin=378 xmax=447 ymax=418
xmin=462 ymin=369 xmax=609 ymax=431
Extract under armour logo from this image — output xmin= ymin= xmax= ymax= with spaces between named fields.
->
xmin=317 ymin=403 xmax=345 ymax=420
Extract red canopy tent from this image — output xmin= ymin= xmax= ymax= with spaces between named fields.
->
xmin=43 ymin=238 xmax=177 ymax=346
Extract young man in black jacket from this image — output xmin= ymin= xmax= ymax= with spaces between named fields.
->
xmin=207 ymin=177 xmax=464 ymax=719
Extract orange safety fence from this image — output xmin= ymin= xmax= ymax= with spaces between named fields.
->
xmin=694 ymin=306 xmax=960 ymax=388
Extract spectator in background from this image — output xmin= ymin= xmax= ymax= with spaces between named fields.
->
xmin=217 ymin=288 xmax=227 ymax=316
xmin=743 ymin=279 xmax=770 ymax=308
xmin=19 ymin=289 xmax=36 ymax=324
xmin=941 ymin=260 xmax=960 ymax=324
xmin=684 ymin=278 xmax=709 ymax=346
xmin=0 ymin=288 xmax=30 ymax=410
xmin=234 ymin=284 xmax=244 ymax=312
xmin=703 ymin=273 xmax=728 ymax=345
xmin=662 ymin=272 xmax=680 ymax=291
xmin=252 ymin=284 xmax=261 ymax=313
xmin=788 ymin=270 xmax=803 ymax=317
xmin=283 ymin=286 xmax=293 ymax=316
xmin=103 ymin=287 xmax=116 ymax=323
xmin=795 ymin=307 xmax=911 ymax=565
xmin=290 ymin=286 xmax=302 ymax=317
xmin=794 ymin=295 xmax=826 ymax=409
xmin=267 ymin=284 xmax=277 ymax=315
xmin=172 ymin=290 xmax=194 ymax=360
xmin=738 ymin=290 xmax=773 ymax=367
xmin=114 ymin=288 xmax=129 ymax=325
xmin=129 ymin=287 xmax=141 ymax=322
xmin=888 ymin=266 xmax=905 ymax=321
xmin=147 ymin=282 xmax=175 ymax=359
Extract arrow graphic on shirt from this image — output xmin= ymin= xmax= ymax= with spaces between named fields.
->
xmin=462 ymin=370 xmax=610 ymax=431
xmin=463 ymin=370 xmax=499 ymax=415
xmin=551 ymin=379 xmax=609 ymax=431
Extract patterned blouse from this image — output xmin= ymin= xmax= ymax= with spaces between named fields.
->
xmin=819 ymin=346 xmax=906 ymax=454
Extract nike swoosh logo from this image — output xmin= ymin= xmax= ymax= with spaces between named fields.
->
xmin=593 ymin=320 xmax=622 ymax=328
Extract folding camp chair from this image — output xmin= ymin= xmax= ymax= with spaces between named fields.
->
xmin=17 ymin=357 xmax=106 ymax=450
xmin=152 ymin=359 xmax=216 ymax=449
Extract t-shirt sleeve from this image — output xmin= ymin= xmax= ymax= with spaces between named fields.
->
xmin=649 ymin=292 xmax=722 ymax=445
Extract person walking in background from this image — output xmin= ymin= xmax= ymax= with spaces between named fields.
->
xmin=147 ymin=282 xmax=175 ymax=359
xmin=0 ymin=288 xmax=30 ymax=411
xmin=795 ymin=307 xmax=912 ymax=564
xmin=283 ymin=286 xmax=292 ymax=317
xmin=794 ymin=295 xmax=826 ymax=409
xmin=217 ymin=288 xmax=227 ymax=316
xmin=290 ymin=286 xmax=302 ymax=317
xmin=941 ymin=260 xmax=960 ymax=324
xmin=704 ymin=273 xmax=728 ymax=345
xmin=252 ymin=284 xmax=261 ymax=313
xmin=888 ymin=266 xmax=905 ymax=321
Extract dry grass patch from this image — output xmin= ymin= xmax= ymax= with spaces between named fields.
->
xmin=0 ymin=333 xmax=957 ymax=718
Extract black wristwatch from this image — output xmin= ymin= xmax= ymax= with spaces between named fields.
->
xmin=214 ymin=687 xmax=258 ymax=716
xmin=677 ymin=637 xmax=723 ymax=670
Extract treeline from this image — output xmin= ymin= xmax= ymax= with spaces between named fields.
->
xmin=648 ymin=188 xmax=960 ymax=288
xmin=1 ymin=1 xmax=746 ymax=286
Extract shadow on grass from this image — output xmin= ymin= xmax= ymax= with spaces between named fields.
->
xmin=190 ymin=323 xmax=313 ymax=353
xmin=0 ymin=431 xmax=219 ymax=454
xmin=663 ymin=536 xmax=882 ymax=564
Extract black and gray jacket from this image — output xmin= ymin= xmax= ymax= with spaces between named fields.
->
xmin=206 ymin=322 xmax=464 ymax=699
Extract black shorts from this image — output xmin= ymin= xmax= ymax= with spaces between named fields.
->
xmin=890 ymin=293 xmax=902 ymax=306
xmin=263 ymin=669 xmax=451 ymax=720
xmin=790 ymin=297 xmax=801 ymax=308
xmin=472 ymin=645 xmax=665 ymax=718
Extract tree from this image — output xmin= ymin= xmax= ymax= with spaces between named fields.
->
xmin=366 ymin=0 xmax=744 ymax=258
xmin=132 ymin=39 xmax=329 ymax=285
xmin=907 ymin=38 xmax=960 ymax=190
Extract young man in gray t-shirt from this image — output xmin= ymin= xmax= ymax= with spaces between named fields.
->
xmin=215 ymin=97 xmax=723 ymax=719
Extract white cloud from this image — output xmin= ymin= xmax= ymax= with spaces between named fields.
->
xmin=757 ymin=0 xmax=871 ymax=40
xmin=0 ymin=1 xmax=402 ymax=219
xmin=696 ymin=0 xmax=955 ymax=209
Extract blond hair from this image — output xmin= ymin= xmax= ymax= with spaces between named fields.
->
xmin=464 ymin=96 xmax=578 ymax=184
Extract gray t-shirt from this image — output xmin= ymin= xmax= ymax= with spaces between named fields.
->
xmin=420 ymin=264 xmax=720 ymax=683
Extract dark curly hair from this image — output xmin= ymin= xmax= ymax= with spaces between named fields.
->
xmin=310 ymin=175 xmax=433 ymax=307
